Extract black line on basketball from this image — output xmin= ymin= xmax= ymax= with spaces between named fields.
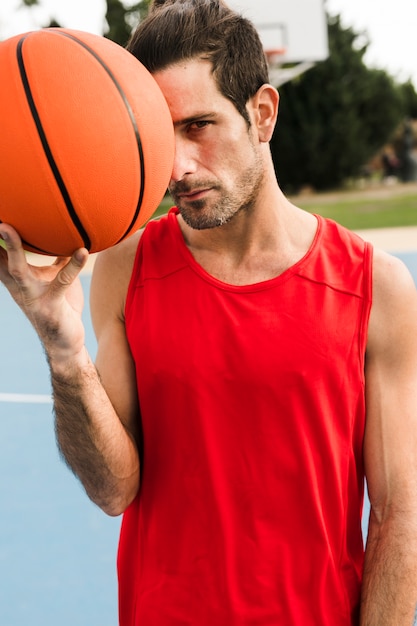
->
xmin=51 ymin=29 xmax=146 ymax=243
xmin=0 ymin=218 xmax=55 ymax=255
xmin=21 ymin=238 xmax=56 ymax=255
xmin=16 ymin=36 xmax=92 ymax=251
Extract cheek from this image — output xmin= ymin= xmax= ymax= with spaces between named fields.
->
xmin=197 ymin=126 xmax=258 ymax=180
xmin=194 ymin=138 xmax=222 ymax=174
xmin=224 ymin=138 xmax=260 ymax=176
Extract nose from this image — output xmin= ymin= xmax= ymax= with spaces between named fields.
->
xmin=170 ymin=134 xmax=198 ymax=183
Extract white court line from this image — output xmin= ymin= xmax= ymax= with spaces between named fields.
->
xmin=0 ymin=392 xmax=53 ymax=404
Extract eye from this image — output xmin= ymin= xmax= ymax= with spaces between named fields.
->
xmin=188 ymin=120 xmax=211 ymax=132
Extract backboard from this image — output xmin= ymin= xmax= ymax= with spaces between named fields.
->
xmin=228 ymin=0 xmax=329 ymax=85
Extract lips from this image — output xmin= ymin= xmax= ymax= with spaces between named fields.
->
xmin=177 ymin=188 xmax=209 ymax=197
xmin=176 ymin=188 xmax=211 ymax=201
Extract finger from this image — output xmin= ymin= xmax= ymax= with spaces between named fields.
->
xmin=0 ymin=224 xmax=29 ymax=287
xmin=0 ymin=223 xmax=24 ymax=249
xmin=0 ymin=243 xmax=7 ymax=278
xmin=51 ymin=248 xmax=90 ymax=290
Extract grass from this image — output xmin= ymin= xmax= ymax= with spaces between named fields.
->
xmin=153 ymin=183 xmax=417 ymax=231
xmin=153 ymin=196 xmax=175 ymax=219
xmin=294 ymin=188 xmax=417 ymax=230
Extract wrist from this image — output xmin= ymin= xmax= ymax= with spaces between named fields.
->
xmin=47 ymin=345 xmax=92 ymax=379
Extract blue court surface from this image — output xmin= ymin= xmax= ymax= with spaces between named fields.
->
xmin=1 ymin=251 xmax=417 ymax=626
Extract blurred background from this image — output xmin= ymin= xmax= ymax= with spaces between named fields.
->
xmin=0 ymin=1 xmax=416 ymax=624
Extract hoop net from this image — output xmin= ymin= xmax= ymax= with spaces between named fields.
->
xmin=265 ymin=48 xmax=286 ymax=66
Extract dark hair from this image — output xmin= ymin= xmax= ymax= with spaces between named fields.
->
xmin=127 ymin=0 xmax=269 ymax=125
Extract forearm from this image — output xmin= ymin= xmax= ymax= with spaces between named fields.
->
xmin=50 ymin=347 xmax=140 ymax=516
xmin=0 ymin=231 xmax=139 ymax=513
xmin=360 ymin=512 xmax=417 ymax=625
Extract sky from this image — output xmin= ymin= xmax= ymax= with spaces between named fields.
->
xmin=0 ymin=0 xmax=416 ymax=87
xmin=326 ymin=0 xmax=417 ymax=87
xmin=0 ymin=0 xmax=107 ymax=39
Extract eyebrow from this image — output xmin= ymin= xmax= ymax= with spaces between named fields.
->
xmin=173 ymin=112 xmax=217 ymax=128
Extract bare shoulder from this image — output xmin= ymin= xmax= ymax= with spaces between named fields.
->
xmin=90 ymin=230 xmax=143 ymax=325
xmin=364 ymin=249 xmax=417 ymax=516
xmin=368 ymin=247 xmax=417 ymax=358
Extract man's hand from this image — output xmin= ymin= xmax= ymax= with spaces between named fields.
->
xmin=0 ymin=223 xmax=89 ymax=366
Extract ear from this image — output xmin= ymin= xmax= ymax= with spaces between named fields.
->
xmin=249 ymin=84 xmax=279 ymax=143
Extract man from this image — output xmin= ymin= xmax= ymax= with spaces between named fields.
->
xmin=1 ymin=0 xmax=417 ymax=624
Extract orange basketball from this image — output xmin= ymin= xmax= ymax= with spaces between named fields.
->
xmin=0 ymin=28 xmax=174 ymax=256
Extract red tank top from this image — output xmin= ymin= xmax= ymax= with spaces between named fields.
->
xmin=121 ymin=208 xmax=372 ymax=625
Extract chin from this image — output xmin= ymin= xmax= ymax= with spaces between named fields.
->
xmin=179 ymin=201 xmax=239 ymax=231
xmin=181 ymin=211 xmax=236 ymax=231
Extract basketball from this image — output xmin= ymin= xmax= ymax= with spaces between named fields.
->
xmin=0 ymin=28 xmax=175 ymax=256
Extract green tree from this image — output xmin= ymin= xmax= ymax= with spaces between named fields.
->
xmin=399 ymin=81 xmax=417 ymax=119
xmin=272 ymin=15 xmax=407 ymax=192
xmin=104 ymin=0 xmax=151 ymax=46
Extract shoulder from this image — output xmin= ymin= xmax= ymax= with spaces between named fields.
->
xmin=94 ymin=229 xmax=143 ymax=280
xmin=296 ymin=215 xmax=372 ymax=296
xmin=367 ymin=247 xmax=417 ymax=359
xmin=364 ymin=249 xmax=417 ymax=522
xmin=90 ymin=230 xmax=143 ymax=323
xmin=371 ymin=248 xmax=417 ymax=320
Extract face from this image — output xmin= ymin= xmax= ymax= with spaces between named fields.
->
xmin=153 ymin=59 xmax=265 ymax=230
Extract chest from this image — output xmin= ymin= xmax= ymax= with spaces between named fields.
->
xmin=128 ymin=270 xmax=364 ymax=393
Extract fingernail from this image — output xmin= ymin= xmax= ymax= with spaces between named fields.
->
xmin=0 ymin=231 xmax=8 ymax=241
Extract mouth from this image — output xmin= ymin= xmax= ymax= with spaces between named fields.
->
xmin=175 ymin=188 xmax=211 ymax=202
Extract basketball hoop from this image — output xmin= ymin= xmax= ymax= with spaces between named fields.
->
xmin=265 ymin=48 xmax=286 ymax=65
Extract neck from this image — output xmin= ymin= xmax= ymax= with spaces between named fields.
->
xmin=176 ymin=176 xmax=318 ymax=286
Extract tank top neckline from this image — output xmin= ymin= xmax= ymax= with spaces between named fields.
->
xmin=167 ymin=207 xmax=323 ymax=293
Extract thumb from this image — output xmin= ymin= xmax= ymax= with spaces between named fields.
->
xmin=53 ymin=248 xmax=90 ymax=288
